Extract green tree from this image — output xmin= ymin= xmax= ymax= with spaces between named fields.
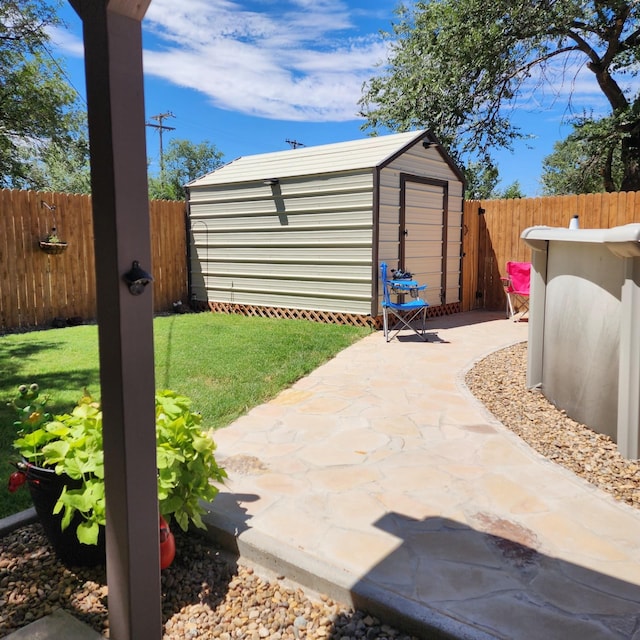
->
xmin=464 ymin=162 xmax=523 ymax=199
xmin=464 ymin=161 xmax=498 ymax=199
xmin=499 ymin=181 xmax=524 ymax=200
xmin=37 ymin=135 xmax=91 ymax=194
xmin=360 ymin=1 xmax=640 ymax=191
xmin=0 ymin=1 xmax=84 ymax=188
xmin=541 ymin=118 xmax=624 ymax=194
xmin=17 ymin=111 xmax=91 ymax=194
xmin=149 ymin=139 xmax=224 ymax=201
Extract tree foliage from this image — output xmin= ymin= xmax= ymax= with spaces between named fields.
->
xmin=148 ymin=139 xmax=224 ymax=201
xmin=464 ymin=162 xmax=498 ymax=199
xmin=464 ymin=162 xmax=524 ymax=199
xmin=16 ymin=111 xmax=91 ymax=194
xmin=360 ymin=0 xmax=640 ymax=191
xmin=541 ymin=117 xmax=624 ymax=194
xmin=499 ymin=181 xmax=524 ymax=200
xmin=0 ymin=1 xmax=85 ymax=188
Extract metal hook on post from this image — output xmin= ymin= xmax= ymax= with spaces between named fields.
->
xmin=41 ymin=200 xmax=59 ymax=236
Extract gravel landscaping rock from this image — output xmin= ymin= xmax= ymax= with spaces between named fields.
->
xmin=2 ymin=339 xmax=639 ymax=639
xmin=0 ymin=523 xmax=418 ymax=639
xmin=465 ymin=341 xmax=640 ymax=509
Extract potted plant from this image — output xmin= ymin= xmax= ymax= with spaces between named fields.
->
xmin=38 ymin=226 xmax=68 ymax=254
xmin=7 ymin=383 xmax=227 ymax=567
xmin=38 ymin=201 xmax=68 ymax=255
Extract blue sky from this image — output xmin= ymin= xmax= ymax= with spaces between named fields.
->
xmin=51 ymin=1 xmax=623 ymax=197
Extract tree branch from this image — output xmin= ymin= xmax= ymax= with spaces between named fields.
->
xmin=602 ymin=145 xmax=616 ymax=192
xmin=622 ymin=27 xmax=640 ymax=49
xmin=600 ymin=4 xmax=629 ymax=68
xmin=561 ymin=27 xmax=602 ymax=65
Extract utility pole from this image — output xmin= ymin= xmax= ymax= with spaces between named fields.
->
xmin=146 ymin=111 xmax=175 ymax=182
xmin=286 ymin=139 xmax=305 ymax=149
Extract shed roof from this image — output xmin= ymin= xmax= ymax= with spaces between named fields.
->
xmin=188 ymin=130 xmax=442 ymax=187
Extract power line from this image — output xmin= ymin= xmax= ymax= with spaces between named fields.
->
xmin=41 ymin=41 xmax=88 ymax=108
xmin=146 ymin=112 xmax=176 ymax=180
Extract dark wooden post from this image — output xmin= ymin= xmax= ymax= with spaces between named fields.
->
xmin=68 ymin=2 xmax=162 ymax=638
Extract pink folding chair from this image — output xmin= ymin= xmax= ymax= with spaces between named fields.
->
xmin=501 ymin=261 xmax=530 ymax=321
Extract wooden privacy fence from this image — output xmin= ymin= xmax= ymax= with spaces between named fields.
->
xmin=1 ymin=188 xmax=639 ymax=331
xmin=461 ymin=191 xmax=640 ymax=313
xmin=0 ymin=189 xmax=187 ymax=331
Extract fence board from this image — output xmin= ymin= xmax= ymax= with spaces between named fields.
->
xmin=0 ymin=198 xmax=9 ymax=327
xmin=27 ymin=191 xmax=44 ymax=325
xmin=0 ymin=190 xmax=186 ymax=332
xmin=621 ymin=192 xmax=630 ymax=227
xmin=460 ymin=201 xmax=480 ymax=312
xmin=624 ymin=192 xmax=636 ymax=228
xmin=2 ymin=188 xmax=638 ymax=328
xmin=463 ymin=191 xmax=640 ymax=312
xmin=14 ymin=190 xmax=30 ymax=327
xmin=1 ymin=192 xmax=20 ymax=328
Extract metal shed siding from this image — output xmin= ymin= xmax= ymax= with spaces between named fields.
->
xmin=187 ymin=130 xmax=464 ymax=319
xmin=189 ymin=169 xmax=375 ymax=314
xmin=377 ymin=142 xmax=464 ymax=309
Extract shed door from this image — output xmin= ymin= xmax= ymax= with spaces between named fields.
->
xmin=399 ymin=174 xmax=449 ymax=307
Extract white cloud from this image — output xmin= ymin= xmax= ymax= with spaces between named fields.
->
xmin=48 ymin=25 xmax=84 ymax=57
xmin=53 ymin=1 xmax=633 ymax=125
xmin=140 ymin=0 xmax=388 ymax=121
xmin=49 ymin=1 xmax=388 ymax=122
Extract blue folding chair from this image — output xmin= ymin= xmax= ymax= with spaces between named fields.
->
xmin=380 ymin=262 xmax=429 ymax=342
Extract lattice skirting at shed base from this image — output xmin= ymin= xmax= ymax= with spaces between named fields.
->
xmin=205 ymin=301 xmax=375 ymax=327
xmin=426 ymin=302 xmax=462 ymax=317
xmin=370 ymin=302 xmax=462 ymax=329
xmin=201 ymin=301 xmax=461 ymax=328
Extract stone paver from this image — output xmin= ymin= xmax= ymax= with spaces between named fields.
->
xmin=203 ymin=312 xmax=640 ymax=640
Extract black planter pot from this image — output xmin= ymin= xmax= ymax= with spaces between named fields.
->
xmin=25 ymin=463 xmax=106 ymax=567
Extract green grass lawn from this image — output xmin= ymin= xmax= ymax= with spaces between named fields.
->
xmin=0 ymin=312 xmax=370 ymax=518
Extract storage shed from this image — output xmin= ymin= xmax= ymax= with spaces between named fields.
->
xmin=186 ymin=130 xmax=465 ymax=325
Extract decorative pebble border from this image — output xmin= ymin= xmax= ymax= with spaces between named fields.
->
xmin=0 ymin=523 xmax=419 ymax=639
xmin=465 ymin=341 xmax=640 ymax=509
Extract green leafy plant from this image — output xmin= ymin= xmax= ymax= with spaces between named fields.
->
xmin=9 ymin=383 xmax=226 ymax=545
xmin=42 ymin=227 xmax=63 ymax=244
xmin=155 ymin=390 xmax=226 ymax=531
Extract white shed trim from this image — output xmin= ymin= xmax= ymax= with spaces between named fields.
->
xmin=188 ymin=130 xmax=462 ymax=187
